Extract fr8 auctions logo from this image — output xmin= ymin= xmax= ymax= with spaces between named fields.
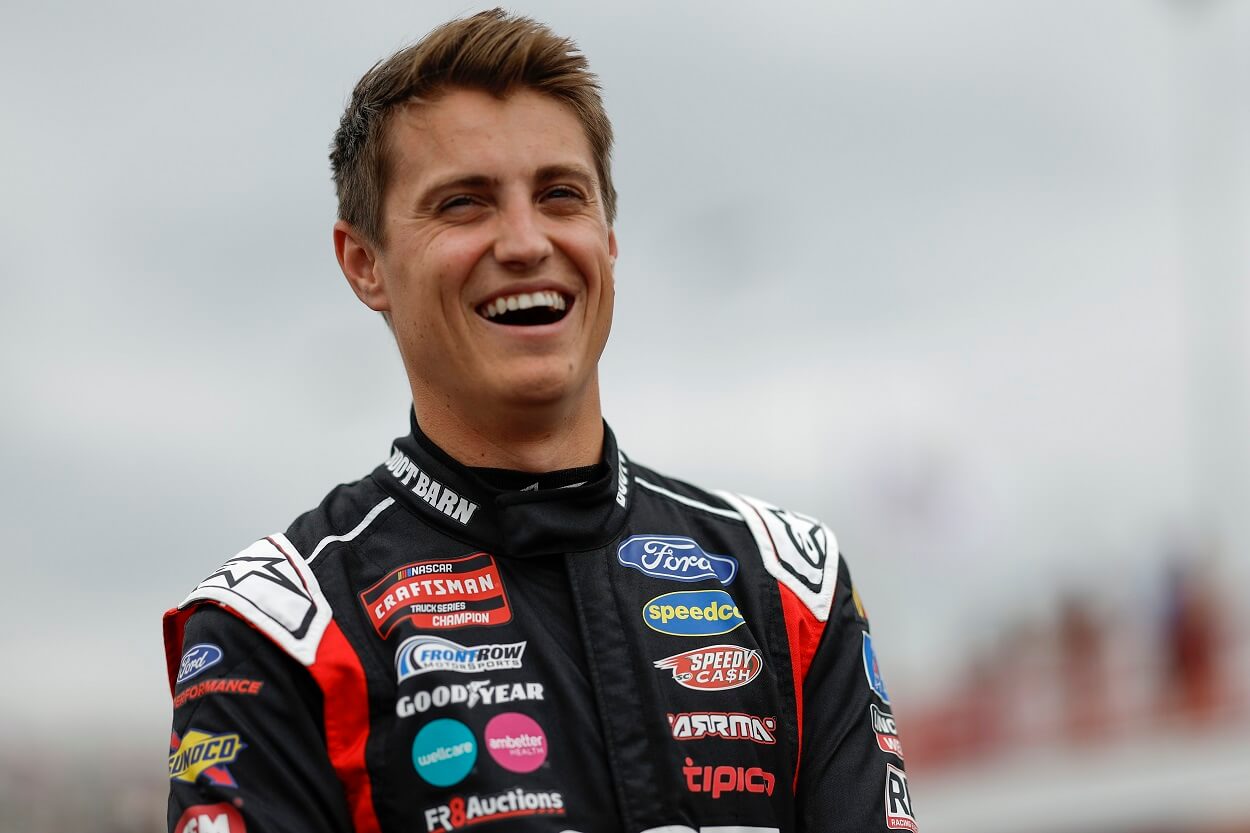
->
xmin=423 ymin=788 xmax=564 ymax=832
xmin=174 ymin=804 xmax=245 ymax=833
xmin=885 ymin=764 xmax=917 ymax=831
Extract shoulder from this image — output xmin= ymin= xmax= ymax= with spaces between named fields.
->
xmin=629 ymin=460 xmax=841 ymax=622
xmin=163 ymin=476 xmax=397 ymax=681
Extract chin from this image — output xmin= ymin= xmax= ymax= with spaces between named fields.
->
xmin=490 ymin=362 xmax=586 ymax=409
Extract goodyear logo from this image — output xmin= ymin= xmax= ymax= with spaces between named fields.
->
xmin=643 ymin=590 xmax=744 ymax=636
xmin=169 ymin=729 xmax=244 ymax=785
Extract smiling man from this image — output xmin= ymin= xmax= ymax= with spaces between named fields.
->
xmin=163 ymin=10 xmax=912 ymax=833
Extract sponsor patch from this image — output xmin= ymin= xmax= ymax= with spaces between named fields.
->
xmin=397 ymin=680 xmax=544 ymax=718
xmin=383 ymin=447 xmax=479 ymax=525
xmin=654 ymin=645 xmax=763 ymax=692
xmin=412 ymin=718 xmax=477 ymax=787
xmin=169 ymin=730 xmax=244 ymax=787
xmin=359 ymin=553 xmax=512 ymax=637
xmin=871 ymin=704 xmax=904 ymax=759
xmin=423 ymin=788 xmax=565 ymax=832
xmin=885 ymin=764 xmax=917 ymax=831
xmin=682 ymin=757 xmax=776 ymax=799
xmin=643 ymin=590 xmax=744 ymax=636
xmin=617 ymin=535 xmax=738 ymax=585
xmin=484 ymin=712 xmax=548 ymax=773
xmin=173 ymin=678 xmax=264 ymax=709
xmin=174 ymin=803 xmax=246 ymax=833
xmin=863 ymin=632 xmax=890 ymax=704
xmin=177 ymin=644 xmax=224 ymax=685
xmin=668 ymin=712 xmax=777 ymax=744
xmin=395 ymin=635 xmax=526 ymax=682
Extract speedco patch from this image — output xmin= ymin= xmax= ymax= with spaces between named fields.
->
xmin=424 ymin=788 xmax=565 ymax=832
xmin=885 ymin=764 xmax=917 ymax=831
xmin=871 ymin=704 xmax=904 ymax=759
xmin=617 ymin=535 xmax=738 ymax=584
xmin=654 ymin=645 xmax=762 ymax=691
xmin=643 ymin=590 xmax=744 ymax=636
xmin=396 ymin=635 xmax=526 ymax=682
xmin=397 ymin=680 xmax=544 ymax=718
xmin=174 ymin=803 xmax=246 ymax=833
xmin=169 ymin=730 xmax=244 ymax=787
xmin=683 ymin=757 xmax=776 ymax=799
xmin=359 ymin=553 xmax=511 ymax=637
xmin=668 ymin=712 xmax=777 ymax=744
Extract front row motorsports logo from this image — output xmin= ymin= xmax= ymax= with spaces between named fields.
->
xmin=654 ymin=645 xmax=762 ymax=691
xmin=359 ymin=553 xmax=512 ymax=636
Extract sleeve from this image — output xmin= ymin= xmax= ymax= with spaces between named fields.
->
xmin=794 ymin=558 xmax=915 ymax=833
xmin=167 ymin=604 xmax=356 ymax=833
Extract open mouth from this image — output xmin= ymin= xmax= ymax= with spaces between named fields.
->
xmin=476 ymin=290 xmax=571 ymax=326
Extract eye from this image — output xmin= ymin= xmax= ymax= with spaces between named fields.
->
xmin=541 ymin=185 xmax=585 ymax=202
xmin=438 ymin=195 xmax=482 ymax=214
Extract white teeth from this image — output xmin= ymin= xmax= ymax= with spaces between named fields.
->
xmin=480 ymin=291 xmax=569 ymax=320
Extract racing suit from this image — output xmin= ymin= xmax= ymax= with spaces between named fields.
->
xmin=164 ymin=414 xmax=914 ymax=833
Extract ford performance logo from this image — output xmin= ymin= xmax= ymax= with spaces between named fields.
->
xmin=643 ymin=590 xmax=745 ymax=636
xmin=617 ymin=536 xmax=738 ymax=585
xmin=176 ymin=644 xmax=223 ymax=685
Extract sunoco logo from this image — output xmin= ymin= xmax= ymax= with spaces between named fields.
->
xmin=169 ymin=730 xmax=244 ymax=786
xmin=176 ymin=644 xmax=223 ymax=685
xmin=617 ymin=536 xmax=738 ymax=584
xmin=396 ymin=635 xmax=526 ymax=682
xmin=654 ymin=645 xmax=762 ymax=691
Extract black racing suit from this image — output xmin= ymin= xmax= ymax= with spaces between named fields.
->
xmin=164 ymin=415 xmax=915 ymax=833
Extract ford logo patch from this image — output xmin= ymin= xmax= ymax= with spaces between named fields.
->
xmin=643 ymin=590 xmax=745 ymax=636
xmin=617 ymin=535 xmax=738 ymax=585
xmin=176 ymin=643 xmax=223 ymax=685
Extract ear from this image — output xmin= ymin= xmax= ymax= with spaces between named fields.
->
xmin=334 ymin=220 xmax=391 ymax=312
xmin=608 ymin=227 xmax=618 ymax=264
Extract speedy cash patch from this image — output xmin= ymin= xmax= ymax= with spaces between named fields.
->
xmin=359 ymin=553 xmax=512 ymax=637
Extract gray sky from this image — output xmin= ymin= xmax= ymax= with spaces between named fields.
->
xmin=1 ymin=0 xmax=1247 ymax=741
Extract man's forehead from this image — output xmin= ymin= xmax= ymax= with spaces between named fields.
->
xmin=386 ymin=88 xmax=596 ymax=188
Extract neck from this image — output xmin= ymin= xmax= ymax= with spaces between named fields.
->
xmin=412 ymin=379 xmax=606 ymax=473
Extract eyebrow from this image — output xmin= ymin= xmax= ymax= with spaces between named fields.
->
xmin=419 ymin=164 xmax=597 ymax=203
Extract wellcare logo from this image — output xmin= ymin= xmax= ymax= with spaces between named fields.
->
xmin=617 ymin=536 xmax=738 ymax=585
xmin=643 ymin=590 xmax=744 ymax=636
xmin=395 ymin=635 xmax=526 ymax=682
xmin=176 ymin=644 xmax=223 ymax=685
xmin=654 ymin=645 xmax=763 ymax=691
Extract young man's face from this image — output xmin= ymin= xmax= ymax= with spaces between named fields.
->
xmin=357 ymin=87 xmax=616 ymax=419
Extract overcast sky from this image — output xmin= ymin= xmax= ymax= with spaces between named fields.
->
xmin=1 ymin=0 xmax=1247 ymax=742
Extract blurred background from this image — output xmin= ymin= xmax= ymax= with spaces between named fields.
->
xmin=1 ymin=0 xmax=1247 ymax=831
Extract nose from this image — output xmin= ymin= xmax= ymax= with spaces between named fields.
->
xmin=492 ymin=199 xmax=552 ymax=271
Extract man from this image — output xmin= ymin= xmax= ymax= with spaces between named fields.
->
xmin=164 ymin=10 xmax=913 ymax=833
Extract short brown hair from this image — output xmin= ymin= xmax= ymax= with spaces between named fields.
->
xmin=330 ymin=9 xmax=616 ymax=246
